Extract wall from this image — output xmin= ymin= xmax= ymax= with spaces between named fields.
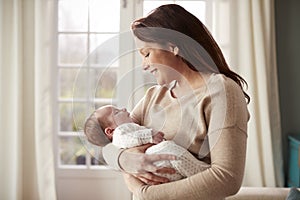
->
xmin=275 ymin=0 xmax=300 ymax=186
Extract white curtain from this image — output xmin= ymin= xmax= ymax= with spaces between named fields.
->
xmin=215 ymin=0 xmax=284 ymax=187
xmin=0 ymin=0 xmax=57 ymax=199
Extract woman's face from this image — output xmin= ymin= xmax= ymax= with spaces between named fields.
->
xmin=136 ymin=39 xmax=182 ymax=85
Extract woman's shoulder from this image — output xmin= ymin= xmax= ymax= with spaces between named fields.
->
xmin=202 ymin=73 xmax=248 ymax=112
xmin=206 ymin=73 xmax=240 ymax=89
xmin=204 ymin=73 xmax=250 ymax=129
xmin=205 ymin=73 xmax=244 ymax=97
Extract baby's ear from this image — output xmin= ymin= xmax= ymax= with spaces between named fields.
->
xmin=104 ymin=127 xmax=114 ymax=140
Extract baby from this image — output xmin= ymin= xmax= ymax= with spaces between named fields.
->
xmin=84 ymin=105 xmax=209 ymax=181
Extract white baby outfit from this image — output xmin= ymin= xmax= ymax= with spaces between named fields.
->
xmin=112 ymin=123 xmax=209 ymax=181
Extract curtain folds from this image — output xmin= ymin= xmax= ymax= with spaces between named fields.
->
xmin=0 ymin=0 xmax=57 ymax=199
xmin=225 ymin=0 xmax=284 ymax=187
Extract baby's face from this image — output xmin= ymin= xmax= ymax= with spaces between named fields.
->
xmin=96 ymin=106 xmax=133 ymax=127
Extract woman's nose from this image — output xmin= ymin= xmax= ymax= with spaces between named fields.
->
xmin=142 ymin=60 xmax=150 ymax=70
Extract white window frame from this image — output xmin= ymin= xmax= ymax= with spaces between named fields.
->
xmin=53 ymin=1 xmax=137 ymax=199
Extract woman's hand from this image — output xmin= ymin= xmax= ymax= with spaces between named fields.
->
xmin=122 ymin=173 xmax=145 ymax=194
xmin=119 ymin=143 xmax=177 ymax=185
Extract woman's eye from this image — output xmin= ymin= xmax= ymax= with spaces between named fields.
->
xmin=145 ymin=53 xmax=150 ymax=58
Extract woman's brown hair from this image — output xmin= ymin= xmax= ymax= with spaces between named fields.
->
xmin=131 ymin=4 xmax=250 ymax=103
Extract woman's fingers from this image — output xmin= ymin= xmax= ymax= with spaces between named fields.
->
xmin=138 ymin=154 xmax=177 ymax=174
xmin=119 ymin=150 xmax=178 ymax=185
xmin=146 ymin=153 xmax=177 ymax=164
xmin=119 ymin=148 xmax=177 ymax=174
xmin=134 ymin=172 xmax=170 ymax=185
xmin=126 ymin=143 xmax=154 ymax=153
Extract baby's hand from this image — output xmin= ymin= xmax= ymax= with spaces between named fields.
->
xmin=152 ymin=131 xmax=164 ymax=144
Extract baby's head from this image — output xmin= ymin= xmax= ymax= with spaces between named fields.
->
xmin=84 ymin=105 xmax=133 ymax=146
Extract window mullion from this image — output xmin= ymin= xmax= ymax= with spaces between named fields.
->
xmin=118 ymin=0 xmax=139 ymax=109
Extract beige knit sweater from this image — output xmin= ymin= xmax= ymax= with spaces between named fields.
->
xmin=103 ymin=73 xmax=249 ymax=200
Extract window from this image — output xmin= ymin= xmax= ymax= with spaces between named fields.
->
xmin=55 ymin=1 xmax=133 ymax=199
xmin=56 ymin=0 xmax=122 ymax=169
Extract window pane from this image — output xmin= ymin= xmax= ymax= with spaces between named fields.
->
xmin=59 ymin=68 xmax=84 ymax=99
xmin=177 ymin=1 xmax=206 ymax=23
xmin=89 ymin=0 xmax=120 ymax=32
xmin=59 ymin=136 xmax=86 ymax=165
xmin=92 ymin=68 xmax=117 ymax=99
xmin=89 ymin=34 xmax=119 ymax=66
xmin=143 ymin=1 xmax=173 ymax=15
xmin=58 ymin=0 xmax=88 ymax=32
xmin=144 ymin=1 xmax=206 ymax=23
xmin=84 ymin=141 xmax=107 ymax=166
xmin=59 ymin=102 xmax=86 ymax=131
xmin=59 ymin=103 xmax=73 ymax=131
xmin=72 ymin=68 xmax=89 ymax=99
xmin=73 ymin=102 xmax=87 ymax=131
xmin=92 ymin=158 xmax=104 ymax=165
xmin=58 ymin=34 xmax=87 ymax=65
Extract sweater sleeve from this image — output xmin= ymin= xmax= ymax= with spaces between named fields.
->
xmin=134 ymin=75 xmax=249 ymax=200
xmin=136 ymin=127 xmax=247 ymax=200
xmin=102 ymin=143 xmax=124 ymax=170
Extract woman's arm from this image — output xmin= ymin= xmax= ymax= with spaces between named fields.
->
xmin=124 ymin=127 xmax=247 ymax=200
xmin=102 ymin=143 xmax=124 ymax=170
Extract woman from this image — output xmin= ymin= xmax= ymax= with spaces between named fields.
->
xmin=102 ymin=4 xmax=250 ymax=200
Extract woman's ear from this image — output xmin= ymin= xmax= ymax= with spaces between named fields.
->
xmin=167 ymin=42 xmax=179 ymax=56
xmin=173 ymin=46 xmax=179 ymax=56
xmin=104 ymin=127 xmax=114 ymax=140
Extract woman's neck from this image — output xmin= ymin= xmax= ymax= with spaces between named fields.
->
xmin=171 ymin=70 xmax=205 ymax=98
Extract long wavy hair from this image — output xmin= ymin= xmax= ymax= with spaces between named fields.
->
xmin=131 ymin=4 xmax=250 ymax=103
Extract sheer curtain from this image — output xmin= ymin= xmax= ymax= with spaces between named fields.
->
xmin=0 ymin=0 xmax=56 ymax=199
xmin=214 ymin=0 xmax=284 ymax=187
